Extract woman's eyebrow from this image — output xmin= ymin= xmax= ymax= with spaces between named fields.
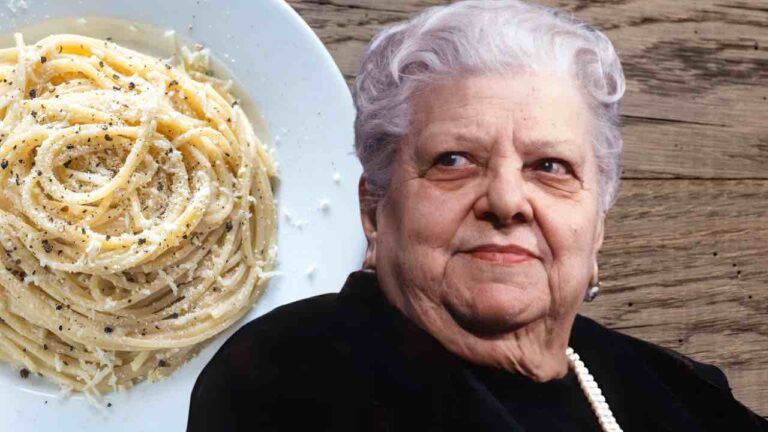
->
xmin=516 ymin=138 xmax=574 ymax=149
xmin=420 ymin=125 xmax=491 ymax=141
xmin=417 ymin=129 xmax=495 ymax=152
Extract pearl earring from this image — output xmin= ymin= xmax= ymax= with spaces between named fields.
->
xmin=584 ymin=278 xmax=600 ymax=302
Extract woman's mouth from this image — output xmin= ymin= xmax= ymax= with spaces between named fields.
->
xmin=466 ymin=244 xmax=536 ymax=266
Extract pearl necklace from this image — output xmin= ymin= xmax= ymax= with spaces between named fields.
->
xmin=566 ymin=347 xmax=623 ymax=432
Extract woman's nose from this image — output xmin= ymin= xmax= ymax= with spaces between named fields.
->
xmin=474 ymin=167 xmax=534 ymax=228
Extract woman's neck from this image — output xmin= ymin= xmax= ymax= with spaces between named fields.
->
xmin=382 ymin=280 xmax=574 ymax=382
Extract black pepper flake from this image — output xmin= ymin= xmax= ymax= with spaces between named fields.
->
xmin=128 ymin=82 xmax=135 ymax=90
xmin=158 ymin=359 xmax=168 ymax=368
xmin=42 ymin=239 xmax=53 ymax=253
xmin=28 ymin=89 xmax=37 ymax=99
xmin=112 ymin=74 xmax=120 ymax=80
xmin=40 ymin=56 xmax=47 ymax=64
xmin=99 ymin=61 xmax=104 ymax=68
xmin=31 ymin=110 xmax=38 ymax=118
xmin=225 ymin=221 xmax=233 ymax=232
xmin=157 ymin=183 xmax=164 ymax=192
xmin=63 ymin=160 xmax=72 ymax=168
xmin=137 ymin=238 xmax=146 ymax=245
xmin=58 ymin=325 xmax=63 ymax=331
xmin=43 ymin=344 xmax=48 ymax=350
xmin=56 ymin=304 xmax=63 ymax=311
xmin=104 ymin=326 xmax=114 ymax=334
xmin=104 ymin=134 xmax=113 ymax=141
xmin=169 ymin=80 xmax=178 ymax=87
xmin=107 ymin=403 xmax=113 ymax=408
xmin=19 ymin=368 xmax=30 ymax=379
xmin=169 ymin=312 xmax=179 ymax=319
xmin=0 ymin=160 xmax=7 ymax=170
xmin=66 ymin=144 xmax=74 ymax=150
xmin=106 ymin=235 xmax=111 ymax=241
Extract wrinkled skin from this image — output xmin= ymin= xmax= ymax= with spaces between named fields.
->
xmin=360 ymin=72 xmax=605 ymax=382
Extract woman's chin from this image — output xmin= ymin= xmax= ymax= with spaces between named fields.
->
xmin=445 ymin=289 xmax=547 ymax=337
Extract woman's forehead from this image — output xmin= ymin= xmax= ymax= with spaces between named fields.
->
xmin=410 ymin=73 xmax=591 ymax=149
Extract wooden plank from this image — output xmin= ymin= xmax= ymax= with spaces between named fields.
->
xmin=589 ymin=178 xmax=768 ymax=415
xmin=289 ymin=0 xmax=768 ymax=417
xmin=288 ymin=0 xmax=768 ymax=179
xmin=287 ymin=1 xmax=408 ymax=79
xmin=545 ymin=0 xmax=768 ymax=178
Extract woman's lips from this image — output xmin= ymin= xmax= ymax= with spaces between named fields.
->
xmin=466 ymin=245 xmax=536 ymax=266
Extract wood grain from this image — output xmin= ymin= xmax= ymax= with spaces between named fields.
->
xmin=592 ymin=179 xmax=768 ymax=415
xmin=289 ymin=0 xmax=768 ymax=416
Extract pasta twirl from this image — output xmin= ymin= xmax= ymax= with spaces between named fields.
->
xmin=0 ymin=33 xmax=277 ymax=394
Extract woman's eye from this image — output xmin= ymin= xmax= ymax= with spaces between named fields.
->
xmin=534 ymin=159 xmax=572 ymax=176
xmin=434 ymin=152 xmax=472 ymax=168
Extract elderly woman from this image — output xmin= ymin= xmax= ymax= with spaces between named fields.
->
xmin=188 ymin=1 xmax=767 ymax=431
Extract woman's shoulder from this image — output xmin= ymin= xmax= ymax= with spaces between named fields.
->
xmin=572 ymin=314 xmax=731 ymax=392
xmin=206 ymin=291 xmax=355 ymax=378
xmin=572 ymin=315 xmax=768 ymax=430
xmin=188 ymin=291 xmax=375 ymax=431
xmin=235 ymin=292 xmax=345 ymax=342
xmin=226 ymin=272 xmax=387 ymax=350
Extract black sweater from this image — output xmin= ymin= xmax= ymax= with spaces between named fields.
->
xmin=188 ymin=270 xmax=768 ymax=431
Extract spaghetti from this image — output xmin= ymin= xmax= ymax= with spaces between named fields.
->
xmin=0 ymin=33 xmax=277 ymax=394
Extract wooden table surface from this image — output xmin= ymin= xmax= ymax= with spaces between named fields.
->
xmin=288 ymin=0 xmax=768 ymax=417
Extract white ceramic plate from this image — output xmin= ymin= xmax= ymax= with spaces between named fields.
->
xmin=0 ymin=0 xmax=365 ymax=430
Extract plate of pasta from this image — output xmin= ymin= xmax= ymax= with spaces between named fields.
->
xmin=0 ymin=0 xmax=363 ymax=431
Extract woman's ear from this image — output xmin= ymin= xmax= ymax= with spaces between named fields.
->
xmin=359 ymin=175 xmax=378 ymax=269
xmin=594 ymin=211 xmax=606 ymax=253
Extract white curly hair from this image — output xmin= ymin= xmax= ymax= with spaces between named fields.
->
xmin=353 ymin=0 xmax=626 ymax=211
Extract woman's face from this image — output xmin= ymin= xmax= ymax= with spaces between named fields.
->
xmin=362 ymin=72 xmax=605 ymax=374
